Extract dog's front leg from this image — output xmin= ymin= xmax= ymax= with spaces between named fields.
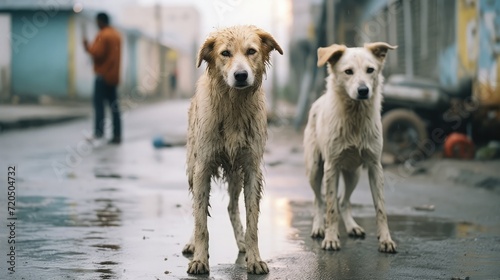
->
xmin=322 ymin=161 xmax=341 ymax=250
xmin=228 ymin=171 xmax=246 ymax=253
xmin=243 ymin=168 xmax=269 ymax=274
xmin=187 ymin=164 xmax=211 ymax=274
xmin=367 ymin=163 xmax=397 ymax=253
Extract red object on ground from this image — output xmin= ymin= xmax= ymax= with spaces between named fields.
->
xmin=444 ymin=133 xmax=475 ymax=159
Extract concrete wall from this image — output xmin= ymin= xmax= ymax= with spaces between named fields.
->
xmin=122 ymin=5 xmax=200 ymax=96
xmin=72 ymin=14 xmax=97 ymax=99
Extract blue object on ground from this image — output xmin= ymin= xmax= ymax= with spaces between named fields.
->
xmin=153 ymin=136 xmax=171 ymax=148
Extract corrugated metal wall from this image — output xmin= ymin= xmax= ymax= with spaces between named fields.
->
xmin=11 ymin=11 xmax=70 ymax=97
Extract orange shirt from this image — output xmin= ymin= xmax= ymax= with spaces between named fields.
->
xmin=86 ymin=26 xmax=121 ymax=86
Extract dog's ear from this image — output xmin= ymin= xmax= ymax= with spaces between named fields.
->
xmin=364 ymin=42 xmax=397 ymax=62
xmin=257 ymin=30 xmax=283 ymax=56
xmin=196 ymin=37 xmax=216 ymax=68
xmin=317 ymin=44 xmax=346 ymax=67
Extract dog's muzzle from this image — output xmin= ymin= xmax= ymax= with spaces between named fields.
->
xmin=234 ymin=70 xmax=249 ymax=88
xmin=357 ymin=86 xmax=369 ymax=100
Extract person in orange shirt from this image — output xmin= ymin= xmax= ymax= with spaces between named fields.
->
xmin=83 ymin=12 xmax=122 ymax=144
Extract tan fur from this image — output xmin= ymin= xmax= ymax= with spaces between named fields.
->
xmin=182 ymin=25 xmax=282 ymax=275
xmin=304 ymin=42 xmax=398 ymax=253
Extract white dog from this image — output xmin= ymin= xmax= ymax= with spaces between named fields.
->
xmin=303 ymin=42 xmax=397 ymax=253
xmin=182 ymin=25 xmax=283 ymax=274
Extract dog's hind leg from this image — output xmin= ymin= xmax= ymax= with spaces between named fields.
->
xmin=243 ymin=168 xmax=269 ymax=274
xmin=322 ymin=161 xmax=341 ymax=250
xmin=307 ymin=150 xmax=325 ymax=238
xmin=340 ymin=167 xmax=365 ymax=238
xmin=187 ymin=165 xmax=211 ymax=274
xmin=368 ymin=162 xmax=397 ymax=253
xmin=227 ymin=170 xmax=246 ymax=253
xmin=182 ymin=228 xmax=195 ymax=254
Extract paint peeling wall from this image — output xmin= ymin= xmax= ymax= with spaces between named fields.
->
xmin=457 ymin=0 xmax=500 ymax=106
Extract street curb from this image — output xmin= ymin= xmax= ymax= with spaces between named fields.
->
xmin=0 ymin=114 xmax=89 ymax=132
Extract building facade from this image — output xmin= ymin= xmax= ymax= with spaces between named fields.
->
xmin=0 ymin=1 xmax=180 ymax=103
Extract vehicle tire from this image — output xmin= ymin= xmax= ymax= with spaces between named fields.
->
xmin=382 ymin=109 xmax=428 ymax=162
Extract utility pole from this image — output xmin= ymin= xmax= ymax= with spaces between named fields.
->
xmin=403 ymin=0 xmax=414 ymax=77
xmin=326 ymin=0 xmax=335 ymax=45
xmin=270 ymin=0 xmax=279 ymax=116
xmin=155 ymin=1 xmax=166 ymax=96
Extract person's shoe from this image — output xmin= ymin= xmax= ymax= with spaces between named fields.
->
xmin=86 ymin=136 xmax=105 ymax=146
xmin=108 ymin=138 xmax=121 ymax=145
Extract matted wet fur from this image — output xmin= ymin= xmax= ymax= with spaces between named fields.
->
xmin=182 ymin=25 xmax=283 ymax=275
xmin=304 ymin=42 xmax=398 ymax=253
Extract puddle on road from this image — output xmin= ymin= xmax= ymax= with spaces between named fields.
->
xmin=11 ymin=194 xmax=127 ymax=280
xmin=288 ymin=201 xmax=500 ymax=241
xmin=7 ymin=189 xmax=500 ymax=280
xmin=268 ymin=201 xmax=500 ymax=280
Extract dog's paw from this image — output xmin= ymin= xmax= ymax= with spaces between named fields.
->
xmin=321 ymin=238 xmax=341 ymax=251
xmin=182 ymin=243 xmax=195 ymax=255
xmin=247 ymin=260 xmax=269 ymax=274
xmin=347 ymin=226 xmax=365 ymax=238
xmin=311 ymin=226 xmax=325 ymax=238
xmin=187 ymin=260 xmax=209 ymax=274
xmin=378 ymin=239 xmax=397 ymax=253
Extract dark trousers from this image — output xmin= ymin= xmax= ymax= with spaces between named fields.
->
xmin=93 ymin=76 xmax=121 ymax=139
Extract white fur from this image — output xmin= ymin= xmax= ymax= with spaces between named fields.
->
xmin=304 ymin=42 xmax=397 ymax=253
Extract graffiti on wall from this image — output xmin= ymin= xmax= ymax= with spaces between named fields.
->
xmin=477 ymin=0 xmax=500 ymax=105
xmin=458 ymin=0 xmax=500 ymax=106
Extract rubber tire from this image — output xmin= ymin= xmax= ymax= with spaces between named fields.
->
xmin=382 ymin=109 xmax=428 ymax=162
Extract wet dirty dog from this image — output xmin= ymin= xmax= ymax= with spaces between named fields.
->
xmin=304 ymin=42 xmax=397 ymax=253
xmin=182 ymin=25 xmax=283 ymax=274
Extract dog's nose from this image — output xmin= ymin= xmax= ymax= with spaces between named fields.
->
xmin=357 ymin=86 xmax=369 ymax=98
xmin=234 ymin=70 xmax=248 ymax=82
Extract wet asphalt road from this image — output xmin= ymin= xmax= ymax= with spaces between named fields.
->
xmin=1 ymin=100 xmax=500 ymax=280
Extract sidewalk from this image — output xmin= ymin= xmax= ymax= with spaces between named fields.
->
xmin=0 ymin=104 xmax=92 ymax=132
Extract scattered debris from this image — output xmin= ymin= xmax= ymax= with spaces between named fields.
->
xmin=413 ymin=204 xmax=435 ymax=212
xmin=444 ymin=133 xmax=474 ymax=159
xmin=476 ymin=177 xmax=500 ymax=191
xmin=175 ymin=204 xmax=181 ymax=208
xmin=164 ymin=257 xmax=168 ymax=261
xmin=476 ymin=141 xmax=500 ymax=160
xmin=164 ymin=271 xmax=170 ymax=274
xmin=267 ymin=160 xmax=283 ymax=167
xmin=152 ymin=136 xmax=187 ymax=149
xmin=95 ymin=173 xmax=122 ymax=179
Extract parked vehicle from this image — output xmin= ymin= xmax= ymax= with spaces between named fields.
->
xmin=381 ymin=75 xmax=473 ymax=162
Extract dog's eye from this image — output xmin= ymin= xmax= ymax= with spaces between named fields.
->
xmin=367 ymin=67 xmax=375 ymax=73
xmin=221 ymin=50 xmax=231 ymax=57
xmin=345 ymin=69 xmax=353 ymax=75
xmin=247 ymin=48 xmax=257 ymax=55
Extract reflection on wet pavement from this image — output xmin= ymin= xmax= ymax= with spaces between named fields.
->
xmin=14 ymin=194 xmax=123 ymax=279
xmin=11 ymin=183 xmax=500 ymax=280
xmin=2 ymin=133 xmax=499 ymax=279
